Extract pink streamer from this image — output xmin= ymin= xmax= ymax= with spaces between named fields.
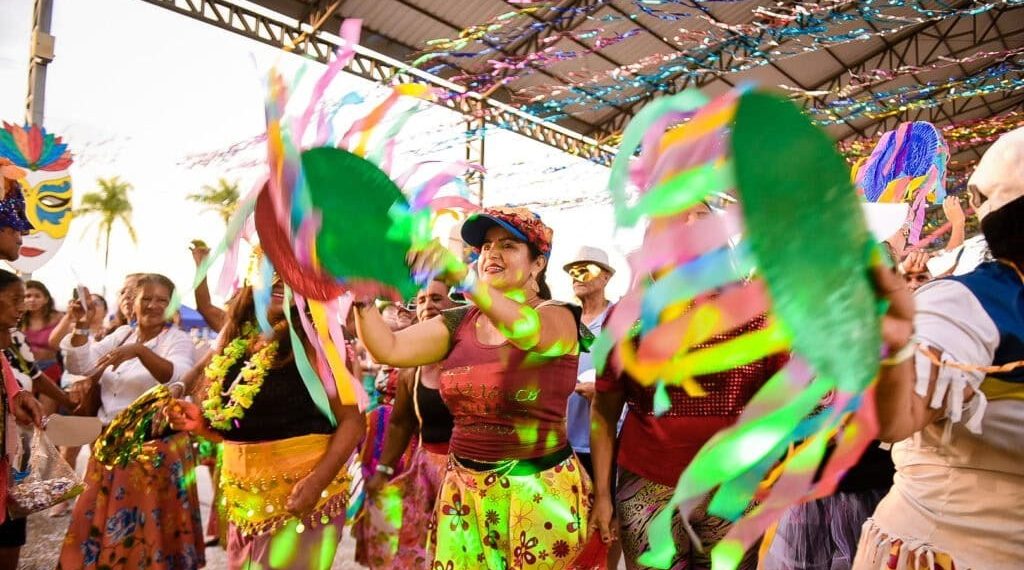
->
xmin=216 ymin=240 xmax=241 ymax=297
xmin=314 ymin=104 xmax=332 ymax=148
xmin=425 ymin=195 xmax=480 ymax=212
xmin=393 ymin=161 xmax=435 ymax=189
xmin=294 ymin=213 xmax=322 ymax=269
xmin=647 ymin=129 xmax=727 ymax=187
xmin=294 ymin=19 xmax=362 ymax=143
xmin=628 ymin=205 xmax=742 ymax=276
xmin=339 ymin=90 xmax=401 ymax=149
xmin=411 ymin=162 xmax=483 ymax=208
xmin=325 ymin=295 xmax=368 ymax=410
xmin=379 ymin=139 xmax=396 ymax=174
xmin=602 ymin=288 xmax=644 ymax=375
xmin=811 ymin=387 xmax=878 ymax=499
xmin=737 ymin=358 xmax=814 ymax=422
xmin=716 ymin=440 xmax=822 ymax=552
xmin=907 ymin=187 xmax=929 ymax=243
xmin=630 ymin=112 xmax=688 ymax=191
xmin=293 ymin=293 xmax=338 ymax=399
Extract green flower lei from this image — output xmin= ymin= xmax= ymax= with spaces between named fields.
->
xmin=202 ymin=323 xmax=279 ymax=431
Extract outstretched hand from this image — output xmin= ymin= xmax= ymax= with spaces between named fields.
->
xmin=66 ymin=286 xmax=93 ymax=323
xmin=899 ymin=250 xmax=930 ymax=275
xmin=943 ymin=197 xmax=966 ymax=227
xmin=407 ymin=240 xmax=468 ymax=287
xmin=190 ymin=241 xmax=211 ymax=267
xmin=91 ymin=344 xmax=141 ymax=374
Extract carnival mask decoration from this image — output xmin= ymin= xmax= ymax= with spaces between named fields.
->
xmin=0 ymin=122 xmax=74 ymax=272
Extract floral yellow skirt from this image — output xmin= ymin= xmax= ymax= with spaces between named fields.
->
xmin=429 ymin=453 xmax=592 ymax=570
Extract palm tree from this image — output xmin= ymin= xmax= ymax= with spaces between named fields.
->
xmin=188 ymin=178 xmax=240 ymax=225
xmin=76 ymin=176 xmax=138 ymax=287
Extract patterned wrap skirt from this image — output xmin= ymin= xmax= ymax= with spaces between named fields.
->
xmin=357 ymin=445 xmax=449 ymax=568
xmin=429 ymin=453 xmax=593 ymax=569
xmin=615 ymin=469 xmax=758 ymax=570
xmin=57 ymin=432 xmax=205 ymax=570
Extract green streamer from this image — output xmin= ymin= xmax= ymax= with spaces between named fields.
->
xmin=711 ymin=540 xmax=745 ymax=570
xmin=283 ymin=286 xmax=337 ymax=427
xmin=608 ymin=89 xmax=709 ymax=227
xmin=625 ymin=160 xmax=734 ymax=225
xmin=652 ymin=381 xmax=671 ymax=416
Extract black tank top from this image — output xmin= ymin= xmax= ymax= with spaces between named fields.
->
xmin=415 ymin=373 xmax=454 ymax=444
xmin=216 ymin=358 xmax=334 ymax=442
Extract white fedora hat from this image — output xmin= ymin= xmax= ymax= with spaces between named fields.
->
xmin=563 ymin=245 xmax=615 ymax=275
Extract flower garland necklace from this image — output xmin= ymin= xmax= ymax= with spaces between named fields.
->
xmin=203 ymin=322 xmax=279 ymax=430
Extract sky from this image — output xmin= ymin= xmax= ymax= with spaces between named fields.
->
xmin=0 ymin=0 xmax=642 ymax=310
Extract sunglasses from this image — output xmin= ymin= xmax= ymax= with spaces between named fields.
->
xmin=568 ymin=263 xmax=603 ymax=283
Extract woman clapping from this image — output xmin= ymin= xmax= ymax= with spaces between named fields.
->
xmin=58 ymin=274 xmax=204 ymax=570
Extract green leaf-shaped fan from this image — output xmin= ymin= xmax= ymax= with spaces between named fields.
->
xmin=301 ymin=147 xmax=418 ymax=300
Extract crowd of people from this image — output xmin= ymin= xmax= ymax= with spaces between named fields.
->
xmin=0 ymin=126 xmax=1022 ymax=570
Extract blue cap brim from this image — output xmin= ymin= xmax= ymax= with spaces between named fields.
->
xmin=461 ymin=214 xmax=528 ymax=248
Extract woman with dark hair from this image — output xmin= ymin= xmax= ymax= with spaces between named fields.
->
xmin=0 ymin=268 xmax=44 ymax=570
xmin=57 ymin=273 xmax=204 ymax=569
xmin=166 ymin=260 xmax=365 ymax=570
xmin=20 ymin=280 xmax=63 ymax=382
xmin=854 ymin=127 xmax=1024 ymax=569
xmin=355 ymin=206 xmax=592 ymax=569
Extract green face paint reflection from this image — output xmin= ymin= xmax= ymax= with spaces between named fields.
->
xmin=268 ymin=518 xmax=300 ymax=568
xmin=496 ymin=305 xmax=541 ymax=349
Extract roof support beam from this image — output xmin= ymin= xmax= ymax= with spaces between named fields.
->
xmin=585 ymin=1 xmax=888 ymax=139
xmin=138 ymin=0 xmax=617 ymax=165
xmin=385 ymin=0 xmax=629 ymax=123
xmin=835 ymin=7 xmax=1019 ymax=142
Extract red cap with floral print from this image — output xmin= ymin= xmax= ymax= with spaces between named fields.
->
xmin=460 ymin=206 xmax=553 ymax=257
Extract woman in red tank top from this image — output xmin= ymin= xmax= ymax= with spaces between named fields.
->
xmin=355 ymin=206 xmax=592 ymax=569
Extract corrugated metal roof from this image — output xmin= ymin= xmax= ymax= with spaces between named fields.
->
xmin=248 ymin=0 xmax=1024 ymax=160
